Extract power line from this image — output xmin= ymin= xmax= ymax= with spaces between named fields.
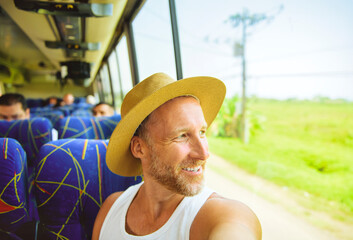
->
xmin=250 ymin=71 xmax=353 ymax=78
xmin=247 ymin=45 xmax=353 ymax=63
xmin=218 ymin=71 xmax=353 ymax=80
xmin=219 ymin=72 xmax=353 ymax=81
xmin=133 ymin=31 xmax=235 ymax=58
xmin=144 ymin=9 xmax=170 ymax=25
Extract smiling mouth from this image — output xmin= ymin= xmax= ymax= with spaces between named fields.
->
xmin=182 ymin=166 xmax=202 ymax=173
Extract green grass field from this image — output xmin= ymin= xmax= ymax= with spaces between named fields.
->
xmin=208 ymin=99 xmax=353 ymax=217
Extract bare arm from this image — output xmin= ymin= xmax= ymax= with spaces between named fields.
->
xmin=209 ymin=221 xmax=260 ymax=240
xmin=192 ymin=196 xmax=262 ymax=240
xmin=209 ymin=198 xmax=261 ymax=240
xmin=92 ymin=192 xmax=122 ymax=240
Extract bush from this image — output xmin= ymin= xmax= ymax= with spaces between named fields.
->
xmin=209 ymin=96 xmax=266 ymax=139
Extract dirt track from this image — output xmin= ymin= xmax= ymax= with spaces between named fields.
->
xmin=205 ymin=154 xmax=353 ymax=240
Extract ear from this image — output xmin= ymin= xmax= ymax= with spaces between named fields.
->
xmin=130 ymin=136 xmax=148 ymax=159
xmin=25 ymin=108 xmax=30 ymax=119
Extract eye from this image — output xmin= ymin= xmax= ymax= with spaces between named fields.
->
xmin=177 ymin=133 xmax=187 ymax=139
xmin=199 ymin=130 xmax=206 ymax=137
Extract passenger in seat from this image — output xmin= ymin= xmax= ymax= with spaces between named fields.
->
xmin=0 ymin=93 xmax=58 ymax=140
xmin=92 ymin=102 xmax=115 ymax=117
xmin=86 ymin=94 xmax=97 ymax=105
xmin=92 ymin=73 xmax=262 ymax=240
xmin=62 ymin=93 xmax=75 ymax=106
xmin=0 ymin=93 xmax=30 ymax=121
xmin=43 ymin=96 xmax=58 ymax=107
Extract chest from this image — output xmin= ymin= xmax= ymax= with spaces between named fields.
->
xmin=125 ymin=206 xmax=174 ymax=236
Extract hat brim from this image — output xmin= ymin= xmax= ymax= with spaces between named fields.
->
xmin=106 ymin=76 xmax=226 ymax=176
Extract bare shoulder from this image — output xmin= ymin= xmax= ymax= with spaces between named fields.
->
xmin=91 ymin=191 xmax=124 ymax=240
xmin=191 ymin=193 xmax=262 ymax=240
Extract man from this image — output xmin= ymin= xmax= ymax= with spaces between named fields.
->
xmin=86 ymin=95 xmax=97 ymax=105
xmin=0 ymin=93 xmax=30 ymax=121
xmin=62 ymin=93 xmax=75 ymax=106
xmin=92 ymin=102 xmax=115 ymax=117
xmin=43 ymin=96 xmax=58 ymax=107
xmin=92 ymin=73 xmax=262 ymax=240
xmin=0 ymin=93 xmax=58 ymax=140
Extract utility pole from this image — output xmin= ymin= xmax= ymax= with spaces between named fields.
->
xmin=240 ymin=15 xmax=247 ymax=143
xmin=228 ymin=8 xmax=281 ymax=143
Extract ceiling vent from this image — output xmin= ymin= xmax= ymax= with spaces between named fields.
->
xmin=45 ymin=41 xmax=100 ymax=51
xmin=14 ymin=0 xmax=113 ymax=17
xmin=60 ymin=61 xmax=91 ymax=86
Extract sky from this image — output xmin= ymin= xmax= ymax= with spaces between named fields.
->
xmin=132 ymin=0 xmax=353 ymax=101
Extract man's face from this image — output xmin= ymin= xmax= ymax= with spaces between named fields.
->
xmin=0 ymin=103 xmax=29 ymax=121
xmin=92 ymin=104 xmax=114 ymax=117
xmin=63 ymin=94 xmax=74 ymax=105
xmin=142 ymin=97 xmax=209 ymax=196
xmin=49 ymin=98 xmax=57 ymax=105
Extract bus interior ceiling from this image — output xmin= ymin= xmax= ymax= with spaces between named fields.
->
xmin=0 ymin=0 xmax=142 ymax=98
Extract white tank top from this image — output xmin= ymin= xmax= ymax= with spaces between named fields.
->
xmin=99 ymin=182 xmax=213 ymax=240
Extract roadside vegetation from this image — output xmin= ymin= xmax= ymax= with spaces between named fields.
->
xmin=208 ymin=97 xmax=353 ymax=218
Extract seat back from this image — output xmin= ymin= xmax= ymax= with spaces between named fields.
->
xmin=74 ymin=97 xmax=86 ymax=104
xmin=57 ymin=115 xmax=121 ymax=139
xmin=71 ymin=109 xmax=93 ymax=117
xmin=26 ymin=98 xmax=44 ymax=108
xmin=0 ymin=118 xmax=53 ymax=166
xmin=34 ymin=139 xmax=142 ymax=239
xmin=31 ymin=110 xmax=64 ymax=128
xmin=0 ymin=138 xmax=37 ymax=239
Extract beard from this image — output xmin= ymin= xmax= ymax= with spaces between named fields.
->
xmin=148 ymin=149 xmax=205 ymax=196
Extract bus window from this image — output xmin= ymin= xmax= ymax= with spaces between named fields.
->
xmin=94 ymin=74 xmax=104 ymax=102
xmin=99 ymin=63 xmax=113 ymax=105
xmin=0 ymin=82 xmax=4 ymax=96
xmin=108 ymin=50 xmax=123 ymax=108
xmin=132 ymin=0 xmax=177 ymax=80
xmin=116 ymin=35 xmax=133 ymax=98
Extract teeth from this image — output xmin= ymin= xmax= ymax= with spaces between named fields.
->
xmin=183 ymin=166 xmax=200 ymax=172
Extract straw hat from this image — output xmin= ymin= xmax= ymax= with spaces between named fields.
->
xmin=106 ymin=72 xmax=226 ymax=176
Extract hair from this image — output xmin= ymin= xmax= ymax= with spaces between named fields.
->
xmin=86 ymin=95 xmax=96 ymax=104
xmin=53 ymin=99 xmax=63 ymax=108
xmin=0 ymin=93 xmax=27 ymax=110
xmin=134 ymin=113 xmax=152 ymax=144
xmin=94 ymin=101 xmax=114 ymax=108
xmin=43 ymin=96 xmax=57 ymax=106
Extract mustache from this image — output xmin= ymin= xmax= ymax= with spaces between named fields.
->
xmin=179 ymin=159 xmax=205 ymax=168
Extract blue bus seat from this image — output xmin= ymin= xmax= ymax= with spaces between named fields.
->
xmin=56 ymin=115 xmax=121 ymax=139
xmin=54 ymin=106 xmax=74 ymax=117
xmin=74 ymin=97 xmax=86 ymax=104
xmin=29 ymin=106 xmax=46 ymax=114
xmin=55 ymin=103 xmax=92 ymax=117
xmin=34 ymin=139 xmax=142 ymax=239
xmin=0 ymin=138 xmax=38 ymax=240
xmin=74 ymin=102 xmax=93 ymax=110
xmin=71 ymin=109 xmax=93 ymax=117
xmin=26 ymin=98 xmax=44 ymax=108
xmin=0 ymin=118 xmax=53 ymax=166
xmin=31 ymin=110 xmax=64 ymax=128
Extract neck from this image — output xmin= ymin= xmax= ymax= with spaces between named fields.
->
xmin=138 ymin=180 xmax=184 ymax=220
xmin=125 ymin=180 xmax=185 ymax=235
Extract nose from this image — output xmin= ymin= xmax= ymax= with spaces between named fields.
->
xmin=190 ymin=136 xmax=210 ymax=161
